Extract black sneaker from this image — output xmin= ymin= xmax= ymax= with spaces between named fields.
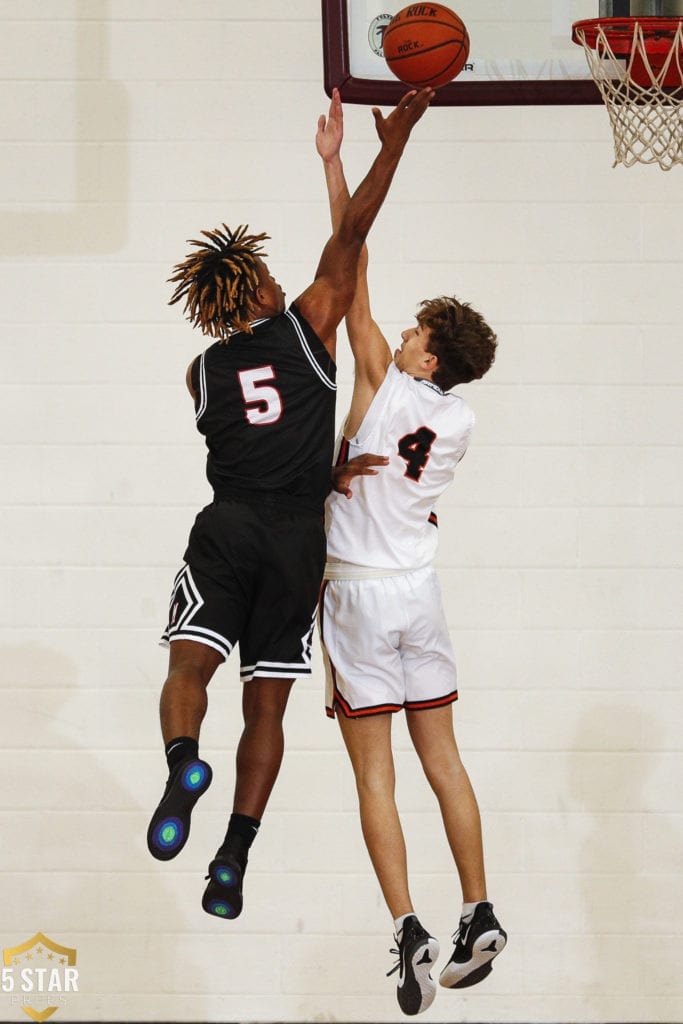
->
xmin=387 ymin=915 xmax=440 ymax=1016
xmin=146 ymin=758 xmax=212 ymax=860
xmin=202 ymin=851 xmax=245 ymax=920
xmin=439 ymin=902 xmax=507 ymax=989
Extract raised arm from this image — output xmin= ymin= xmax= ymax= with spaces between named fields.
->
xmin=295 ymin=87 xmax=433 ymax=359
xmin=316 ymin=90 xmax=395 ymax=435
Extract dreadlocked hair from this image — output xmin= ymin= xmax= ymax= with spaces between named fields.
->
xmin=168 ymin=224 xmax=269 ymax=340
xmin=418 ymin=295 xmax=497 ymax=390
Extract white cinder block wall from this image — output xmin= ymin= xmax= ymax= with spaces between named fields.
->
xmin=1 ymin=2 xmax=681 ymax=1022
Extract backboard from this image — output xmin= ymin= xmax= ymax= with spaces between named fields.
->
xmin=322 ymin=0 xmax=683 ymax=104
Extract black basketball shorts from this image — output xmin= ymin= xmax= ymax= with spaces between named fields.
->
xmin=161 ymin=499 xmax=326 ymax=682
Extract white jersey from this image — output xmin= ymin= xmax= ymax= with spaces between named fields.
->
xmin=325 ymin=362 xmax=474 ymax=572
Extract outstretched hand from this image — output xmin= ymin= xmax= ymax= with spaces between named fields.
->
xmin=332 ymin=453 xmax=389 ymax=499
xmin=372 ymin=87 xmax=434 ymax=155
xmin=316 ymin=87 xmax=344 ymax=163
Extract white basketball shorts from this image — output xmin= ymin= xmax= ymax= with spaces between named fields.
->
xmin=318 ymin=564 xmax=458 ymax=718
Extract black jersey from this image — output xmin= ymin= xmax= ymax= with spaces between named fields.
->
xmin=190 ymin=303 xmax=337 ymax=514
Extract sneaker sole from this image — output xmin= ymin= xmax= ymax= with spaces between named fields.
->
xmin=398 ymin=936 xmax=440 ymax=1016
xmin=439 ymin=929 xmax=507 ymax=989
xmin=202 ymin=858 xmax=243 ymax=920
xmin=147 ymin=759 xmax=212 ymax=861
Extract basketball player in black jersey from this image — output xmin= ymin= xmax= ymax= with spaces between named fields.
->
xmin=146 ymin=88 xmax=434 ymax=919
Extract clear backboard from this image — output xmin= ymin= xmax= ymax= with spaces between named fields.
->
xmin=322 ymin=0 xmax=683 ymax=104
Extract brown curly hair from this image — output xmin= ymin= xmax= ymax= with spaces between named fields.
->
xmin=417 ymin=296 xmax=497 ymax=390
xmin=168 ymin=223 xmax=269 ymax=340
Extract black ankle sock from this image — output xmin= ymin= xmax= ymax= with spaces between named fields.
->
xmin=165 ymin=736 xmax=199 ymax=771
xmin=217 ymin=813 xmax=261 ymax=864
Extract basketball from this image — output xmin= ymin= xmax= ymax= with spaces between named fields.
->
xmin=383 ymin=4 xmax=470 ymax=89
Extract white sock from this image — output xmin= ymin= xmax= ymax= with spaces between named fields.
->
xmin=393 ymin=912 xmax=414 ymax=941
xmin=461 ymin=900 xmax=487 ymax=923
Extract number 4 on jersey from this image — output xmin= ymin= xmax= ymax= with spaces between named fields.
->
xmin=398 ymin=426 xmax=436 ymax=481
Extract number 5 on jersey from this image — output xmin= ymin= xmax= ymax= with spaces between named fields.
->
xmin=238 ymin=366 xmax=283 ymax=425
xmin=398 ymin=426 xmax=436 ymax=481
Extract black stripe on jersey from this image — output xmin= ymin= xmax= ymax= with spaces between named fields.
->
xmin=428 ymin=511 xmax=438 ymax=527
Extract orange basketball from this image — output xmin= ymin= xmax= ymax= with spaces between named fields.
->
xmin=383 ymin=4 xmax=470 ymax=89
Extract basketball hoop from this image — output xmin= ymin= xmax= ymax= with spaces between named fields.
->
xmin=572 ymin=17 xmax=683 ymax=170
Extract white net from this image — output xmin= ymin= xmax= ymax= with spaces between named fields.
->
xmin=574 ymin=19 xmax=683 ymax=170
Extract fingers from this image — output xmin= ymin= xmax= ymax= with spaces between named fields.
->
xmin=395 ymin=87 xmax=434 ymax=121
xmin=398 ymin=89 xmax=418 ymax=107
xmin=373 ymin=86 xmax=433 ymax=141
xmin=405 ymin=86 xmax=435 ymax=119
xmin=343 ymin=454 xmax=389 ymax=477
xmin=330 ymin=87 xmax=343 ymax=128
xmin=357 ymin=454 xmax=389 ymax=470
xmin=332 ymin=453 xmax=388 ymax=498
xmin=321 ymin=87 xmax=342 ymax=125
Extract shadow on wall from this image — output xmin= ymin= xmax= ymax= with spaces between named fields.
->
xmin=0 ymin=641 xmax=214 ymax=1019
xmin=0 ymin=0 xmax=128 ymax=256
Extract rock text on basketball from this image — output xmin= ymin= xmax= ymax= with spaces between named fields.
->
xmin=405 ymin=5 xmax=438 ymax=16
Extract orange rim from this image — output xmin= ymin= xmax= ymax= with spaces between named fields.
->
xmin=572 ymin=16 xmax=683 ymax=56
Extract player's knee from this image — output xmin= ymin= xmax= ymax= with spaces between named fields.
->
xmin=426 ymin=755 xmax=468 ymax=796
xmin=166 ymin=652 xmax=218 ymax=689
xmin=167 ymin=640 xmax=222 ymax=686
xmin=244 ymin=679 xmax=294 ymax=722
xmin=353 ymin=763 xmax=395 ymax=799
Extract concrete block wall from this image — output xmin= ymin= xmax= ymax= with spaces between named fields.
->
xmin=0 ymin=2 xmax=681 ymax=1022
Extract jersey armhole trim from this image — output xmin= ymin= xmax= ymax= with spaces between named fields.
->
xmin=195 ymin=351 xmax=208 ymax=422
xmin=285 ymin=307 xmax=336 ymax=392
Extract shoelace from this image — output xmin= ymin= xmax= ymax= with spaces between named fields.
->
xmin=452 ymin=914 xmax=473 ymax=948
xmin=386 ymin=936 xmax=402 ymax=977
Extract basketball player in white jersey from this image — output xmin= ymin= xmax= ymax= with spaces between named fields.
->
xmin=316 ymin=91 xmax=506 ymax=1016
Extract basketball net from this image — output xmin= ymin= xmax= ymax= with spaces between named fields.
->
xmin=574 ymin=20 xmax=683 ymax=170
